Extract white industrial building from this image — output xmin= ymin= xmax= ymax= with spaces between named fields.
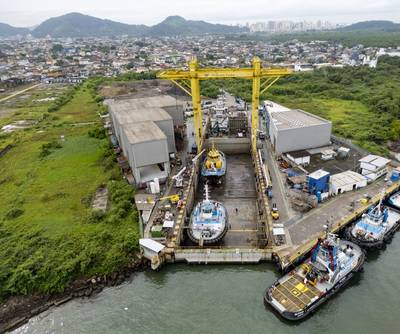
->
xmin=359 ymin=154 xmax=390 ymax=181
xmin=109 ymin=95 xmax=183 ymax=186
xmin=286 ymin=150 xmax=310 ymax=166
xmin=330 ymin=171 xmax=367 ymax=195
xmin=265 ymin=101 xmax=332 ymax=154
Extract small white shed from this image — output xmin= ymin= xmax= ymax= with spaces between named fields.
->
xmin=330 ymin=171 xmax=367 ymax=195
xmin=359 ymin=154 xmax=390 ymax=180
xmin=139 ymin=238 xmax=165 ymax=260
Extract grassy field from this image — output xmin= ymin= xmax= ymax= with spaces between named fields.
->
xmin=0 ymin=82 xmax=139 ymax=299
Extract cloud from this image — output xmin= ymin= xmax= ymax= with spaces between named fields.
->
xmin=0 ymin=0 xmax=398 ymax=26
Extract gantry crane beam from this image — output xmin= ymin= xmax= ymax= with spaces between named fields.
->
xmin=157 ymin=57 xmax=291 ymax=152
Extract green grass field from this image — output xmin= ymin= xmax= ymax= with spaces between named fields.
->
xmin=0 ymin=82 xmax=139 ymax=299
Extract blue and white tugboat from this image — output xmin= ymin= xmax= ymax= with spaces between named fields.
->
xmin=201 ymin=143 xmax=226 ymax=183
xmin=188 ymin=184 xmax=228 ymax=245
xmin=346 ymin=192 xmax=400 ymax=249
xmin=264 ymin=233 xmax=365 ymax=320
xmin=388 ymin=190 xmax=400 ymax=210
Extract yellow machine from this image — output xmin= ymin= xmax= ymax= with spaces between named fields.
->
xmin=151 ymin=194 xmax=180 ymax=204
xmin=271 ymin=203 xmax=280 ymax=220
xmin=160 ymin=194 xmax=180 ymax=204
xmin=205 ymin=143 xmax=223 ymax=170
xmin=360 ymin=194 xmax=372 ymax=205
xmin=157 ymin=57 xmax=291 ymax=154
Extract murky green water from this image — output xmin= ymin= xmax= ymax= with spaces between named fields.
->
xmin=14 ymin=235 xmax=400 ymax=334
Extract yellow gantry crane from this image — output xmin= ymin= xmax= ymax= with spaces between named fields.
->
xmin=157 ymin=57 xmax=291 ymax=153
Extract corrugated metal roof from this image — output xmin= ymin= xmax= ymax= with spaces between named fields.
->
xmin=139 ymin=238 xmax=165 ymax=253
xmin=359 ymin=154 xmax=390 ymax=168
xmin=270 ymin=109 xmax=330 ymax=130
xmin=111 ymin=95 xmax=178 ymax=109
xmin=309 ymin=169 xmax=330 ymax=180
xmin=111 ymin=107 xmax=172 ymax=123
xmin=330 ymin=171 xmax=366 ymax=187
xmin=122 ymin=121 xmax=166 ymax=144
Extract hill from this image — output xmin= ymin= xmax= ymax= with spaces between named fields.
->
xmin=341 ymin=20 xmax=400 ymax=32
xmin=32 ymin=12 xmax=148 ymax=38
xmin=0 ymin=22 xmax=29 ymax=37
xmin=30 ymin=13 xmax=247 ymax=38
xmin=149 ymin=15 xmax=246 ymax=36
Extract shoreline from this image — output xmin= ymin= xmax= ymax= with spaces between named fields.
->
xmin=0 ymin=255 xmax=146 ymax=333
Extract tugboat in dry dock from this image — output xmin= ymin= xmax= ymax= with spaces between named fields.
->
xmin=201 ymin=142 xmax=226 ymax=183
xmin=188 ymin=184 xmax=228 ymax=245
xmin=346 ymin=191 xmax=400 ymax=249
xmin=264 ymin=233 xmax=364 ymax=320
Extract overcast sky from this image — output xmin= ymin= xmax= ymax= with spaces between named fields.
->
xmin=0 ymin=0 xmax=399 ymax=27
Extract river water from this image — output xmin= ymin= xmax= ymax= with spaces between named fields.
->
xmin=14 ymin=235 xmax=400 ymax=334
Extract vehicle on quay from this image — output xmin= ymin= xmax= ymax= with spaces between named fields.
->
xmin=264 ymin=233 xmax=365 ymax=320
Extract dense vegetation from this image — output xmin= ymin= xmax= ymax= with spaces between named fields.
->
xmin=202 ymin=56 xmax=400 ymax=155
xmin=229 ymin=31 xmax=400 ymax=48
xmin=0 ymin=79 xmax=141 ymax=300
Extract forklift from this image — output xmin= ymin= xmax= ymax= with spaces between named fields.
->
xmin=271 ymin=203 xmax=280 ymax=220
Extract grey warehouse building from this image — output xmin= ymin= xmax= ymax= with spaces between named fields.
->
xmin=265 ymin=101 xmax=332 ymax=154
xmin=109 ymin=95 xmax=183 ymax=186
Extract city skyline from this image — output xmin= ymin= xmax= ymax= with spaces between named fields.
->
xmin=0 ymin=0 xmax=399 ymax=27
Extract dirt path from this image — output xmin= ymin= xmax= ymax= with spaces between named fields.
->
xmin=0 ymin=83 xmax=42 ymax=103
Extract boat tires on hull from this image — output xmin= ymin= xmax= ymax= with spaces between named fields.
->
xmin=345 ymin=220 xmax=400 ymax=250
xmin=187 ymin=212 xmax=229 ymax=245
xmin=264 ymin=250 xmax=365 ymax=321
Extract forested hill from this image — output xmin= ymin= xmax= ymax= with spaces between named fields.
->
xmin=0 ymin=22 xmax=29 ymax=37
xmin=341 ymin=20 xmax=400 ymax=32
xmin=0 ymin=13 xmax=248 ymax=38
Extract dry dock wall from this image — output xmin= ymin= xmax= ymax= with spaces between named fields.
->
xmin=174 ymin=248 xmax=272 ymax=263
xmin=204 ymin=137 xmax=251 ymax=154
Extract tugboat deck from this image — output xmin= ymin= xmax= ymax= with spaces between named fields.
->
xmin=271 ymin=273 xmax=321 ymax=312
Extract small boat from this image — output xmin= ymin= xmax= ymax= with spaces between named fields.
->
xmin=188 ymin=184 xmax=228 ymax=245
xmin=388 ymin=190 xmax=400 ymax=210
xmin=346 ymin=192 xmax=400 ymax=249
xmin=201 ymin=143 xmax=226 ymax=181
xmin=264 ymin=233 xmax=365 ymax=321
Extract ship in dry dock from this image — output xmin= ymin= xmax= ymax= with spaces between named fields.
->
xmin=188 ymin=184 xmax=228 ymax=245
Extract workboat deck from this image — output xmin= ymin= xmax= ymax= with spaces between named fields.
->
xmin=271 ymin=273 xmax=322 ymax=313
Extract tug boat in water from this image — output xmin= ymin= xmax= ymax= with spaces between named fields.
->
xmin=264 ymin=234 xmax=365 ymax=320
xmin=188 ymin=184 xmax=228 ymax=245
xmin=201 ymin=143 xmax=226 ymax=182
xmin=388 ymin=190 xmax=400 ymax=210
xmin=346 ymin=192 xmax=400 ymax=249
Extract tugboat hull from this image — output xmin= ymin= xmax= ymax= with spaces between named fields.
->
xmin=264 ymin=258 xmax=364 ymax=321
xmin=187 ymin=213 xmax=228 ymax=244
xmin=264 ymin=239 xmax=365 ymax=321
xmin=345 ymin=220 xmax=400 ymax=249
xmin=188 ymin=199 xmax=228 ymax=245
xmin=345 ymin=206 xmax=400 ymax=250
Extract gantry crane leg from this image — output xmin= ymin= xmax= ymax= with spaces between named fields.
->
xmin=189 ymin=59 xmax=203 ymax=151
xmin=252 ymin=57 xmax=261 ymax=151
